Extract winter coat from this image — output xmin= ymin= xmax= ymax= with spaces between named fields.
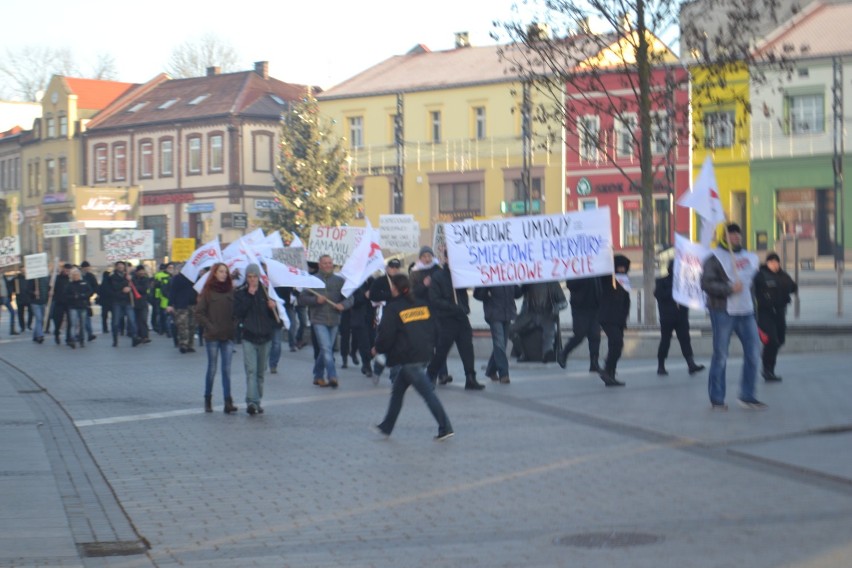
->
xmin=368 ymin=274 xmax=394 ymax=304
xmin=374 ymin=294 xmax=436 ymax=367
xmin=654 ymin=273 xmax=688 ymax=324
xmin=566 ymin=277 xmax=602 ymax=312
xmin=599 ymin=275 xmax=630 ymax=327
xmin=63 ymin=280 xmax=93 ymax=311
xmin=411 ymin=262 xmax=441 ymax=303
xmin=28 ymin=277 xmax=50 ymax=305
xmin=13 ymin=274 xmax=32 ymax=306
xmin=753 ymin=266 xmax=797 ymax=315
xmin=109 ymin=271 xmax=132 ymax=306
xmin=234 ymin=286 xmax=277 ymax=344
xmin=348 ymin=278 xmax=373 ymax=329
xmin=195 ymin=289 xmax=235 ymax=341
xmin=96 ymin=272 xmax=113 ymax=308
xmin=428 ymin=265 xmax=470 ymax=321
xmin=167 ymin=273 xmax=197 ymax=310
xmin=473 ymin=284 xmax=522 ymax=324
xmin=298 ymin=271 xmax=353 ymax=327
xmin=52 ymin=273 xmax=70 ymax=306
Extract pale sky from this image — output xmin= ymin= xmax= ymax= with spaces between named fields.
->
xmin=1 ymin=0 xmax=535 ymax=92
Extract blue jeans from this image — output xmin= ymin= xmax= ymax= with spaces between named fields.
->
xmin=707 ymin=309 xmax=761 ymax=404
xmin=1 ymin=296 xmax=16 ymax=331
xmin=112 ymin=304 xmax=137 ymax=341
xmin=295 ymin=306 xmax=308 ymax=342
xmin=285 ymin=305 xmax=299 ymax=348
xmin=68 ymin=309 xmax=85 ymax=343
xmin=486 ymin=320 xmax=511 ymax=379
xmin=205 ymin=340 xmax=234 ymax=398
xmin=312 ymin=324 xmax=339 ymax=380
xmin=378 ymin=362 xmax=453 ymax=436
xmin=32 ymin=304 xmax=45 ymax=340
xmin=268 ymin=327 xmax=283 ymax=369
xmin=243 ymin=340 xmax=270 ymax=406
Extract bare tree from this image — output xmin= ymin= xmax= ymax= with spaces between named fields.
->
xmin=496 ymin=0 xmax=794 ymax=325
xmin=0 ymin=46 xmax=78 ymax=101
xmin=165 ymin=33 xmax=241 ymax=78
xmin=89 ymin=52 xmax=119 ymax=81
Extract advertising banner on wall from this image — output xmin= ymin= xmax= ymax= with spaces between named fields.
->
xmin=74 ymin=186 xmax=139 ymax=229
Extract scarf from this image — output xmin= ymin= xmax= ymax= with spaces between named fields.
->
xmin=211 ymin=279 xmax=231 ymax=294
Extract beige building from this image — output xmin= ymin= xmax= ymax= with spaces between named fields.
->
xmin=0 ymin=126 xmax=25 ymax=239
xmin=316 ymin=34 xmax=565 ymax=242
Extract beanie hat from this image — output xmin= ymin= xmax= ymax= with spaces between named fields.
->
xmin=81 ymin=261 xmax=91 ymax=268
xmin=419 ymin=245 xmax=434 ymax=258
xmin=766 ymin=252 xmax=781 ymax=263
xmin=246 ymin=263 xmax=261 ymax=277
xmin=135 ymin=265 xmax=146 ymax=272
xmin=614 ymin=254 xmax=631 ymax=271
xmin=726 ymin=223 xmax=742 ymax=234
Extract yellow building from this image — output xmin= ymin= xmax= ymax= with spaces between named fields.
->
xmin=690 ymin=63 xmax=752 ymax=246
xmin=316 ymin=36 xmax=564 ymax=243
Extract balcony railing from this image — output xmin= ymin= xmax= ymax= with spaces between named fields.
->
xmin=750 ymin=119 xmax=850 ymax=160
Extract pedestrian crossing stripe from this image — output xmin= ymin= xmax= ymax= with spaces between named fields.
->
xmin=399 ymin=306 xmax=429 ymax=323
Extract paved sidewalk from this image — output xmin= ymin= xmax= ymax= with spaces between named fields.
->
xmin=1 ymin=314 xmax=851 ymax=567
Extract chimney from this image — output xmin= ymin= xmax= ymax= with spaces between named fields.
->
xmin=207 ymin=66 xmax=221 ymax=76
xmin=254 ymin=61 xmax=269 ymax=79
xmin=455 ymin=32 xmax=470 ymax=48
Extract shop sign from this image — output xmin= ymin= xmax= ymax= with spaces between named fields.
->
xmin=75 ymin=186 xmax=139 ymax=228
xmin=186 ymin=202 xmax=215 ymax=214
xmin=141 ymin=193 xmax=195 ymax=205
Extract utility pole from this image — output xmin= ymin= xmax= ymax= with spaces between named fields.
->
xmin=832 ymin=56 xmax=844 ymax=316
xmin=394 ymin=93 xmax=405 ymax=214
xmin=521 ymin=81 xmax=533 ymax=215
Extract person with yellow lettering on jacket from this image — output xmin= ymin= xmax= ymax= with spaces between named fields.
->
xmin=372 ymin=274 xmax=454 ymax=441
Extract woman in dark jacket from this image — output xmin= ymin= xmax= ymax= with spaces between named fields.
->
xmin=654 ymin=260 xmax=705 ymax=376
xmin=474 ymin=284 xmax=522 ymax=384
xmin=195 ymin=262 xmax=237 ymax=413
xmin=96 ymin=270 xmax=113 ymax=334
xmin=234 ymin=264 xmax=278 ymax=415
xmin=62 ymin=268 xmax=92 ymax=348
xmin=753 ymin=252 xmax=798 ymax=382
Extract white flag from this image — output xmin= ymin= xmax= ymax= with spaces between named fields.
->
xmin=340 ymin=220 xmax=385 ymax=297
xmin=180 ymin=238 xmax=222 ymax=282
xmin=264 ymin=230 xmax=285 ymax=250
xmin=678 ymin=155 xmax=727 ymax=246
xmin=264 ymin=257 xmax=325 ymax=288
xmin=289 ymin=234 xmax=304 ymax=248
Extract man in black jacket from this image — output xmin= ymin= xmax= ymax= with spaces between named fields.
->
xmin=425 ymin=259 xmax=484 ymax=390
xmin=557 ymin=277 xmax=603 ymax=372
xmin=474 ymin=284 xmax=522 ymax=384
xmin=167 ymin=270 xmax=198 ymax=353
xmin=80 ymin=261 xmax=99 ymax=341
xmin=598 ymin=255 xmax=631 ymax=387
xmin=754 ymin=252 xmax=798 ymax=382
xmin=373 ymin=274 xmax=453 ymax=441
xmin=109 ymin=261 xmax=139 ymax=347
xmin=234 ymin=264 xmax=278 ymax=415
xmin=654 ymin=260 xmax=705 ymax=376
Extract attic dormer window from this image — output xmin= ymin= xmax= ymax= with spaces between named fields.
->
xmin=188 ymin=94 xmax=210 ymax=105
xmin=270 ymin=94 xmax=285 ymax=105
xmin=158 ymin=99 xmax=178 ymax=110
xmin=128 ymin=102 xmax=148 ymax=113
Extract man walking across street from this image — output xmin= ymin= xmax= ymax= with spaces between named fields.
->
xmin=474 ymin=284 xmax=522 ymax=384
xmin=557 ymin=276 xmax=603 ymax=372
xmin=109 ymin=261 xmax=140 ymax=347
xmin=754 ymin=252 xmax=798 ymax=382
xmin=701 ymin=223 xmax=765 ymax=410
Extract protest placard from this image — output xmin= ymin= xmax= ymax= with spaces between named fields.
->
xmin=0 ymin=235 xmax=20 ymax=267
xmin=672 ymin=234 xmax=711 ymax=310
xmin=103 ymin=230 xmax=155 ymax=263
xmin=444 ymin=208 xmax=614 ymax=288
xmin=432 ymin=223 xmax=447 ymax=262
xmin=171 ymin=238 xmax=196 ymax=262
xmin=25 ymin=253 xmax=49 ymax=279
xmin=307 ymin=225 xmax=366 ymax=266
xmin=271 ymin=247 xmax=308 ymax=271
xmin=379 ymin=215 xmax=420 ymax=253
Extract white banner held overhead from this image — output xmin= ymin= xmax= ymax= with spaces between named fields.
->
xmin=379 ymin=214 xmax=420 ymax=253
xmin=307 ymin=225 xmax=366 ymax=266
xmin=103 ymin=230 xmax=155 ymax=263
xmin=444 ymin=208 xmax=614 ymax=288
xmin=0 ymin=235 xmax=21 ymax=267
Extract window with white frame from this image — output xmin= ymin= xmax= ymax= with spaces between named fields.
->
xmin=209 ymin=134 xmax=223 ymax=172
xmin=46 ymin=158 xmax=55 ymax=192
xmin=187 ymin=136 xmax=201 ymax=174
xmin=788 ymin=93 xmax=824 ymax=134
xmin=579 ymin=198 xmax=598 ymax=210
xmin=430 ymin=110 xmax=442 ymax=143
xmin=47 ymin=118 xmax=55 ymax=138
xmin=703 ymin=110 xmax=735 ymax=148
xmin=578 ymin=115 xmax=600 ymax=161
xmin=651 ymin=112 xmax=671 ymax=154
xmin=94 ymin=146 xmax=108 ymax=182
xmin=140 ymin=141 xmax=153 ymax=178
xmin=616 ymin=114 xmax=636 ymax=158
xmin=474 ymin=106 xmax=486 ymax=140
xmin=59 ymin=116 xmax=68 ymax=137
xmin=113 ymin=143 xmax=127 ymax=181
xmin=348 ymin=116 xmax=363 ymax=149
xmin=351 ymin=184 xmax=364 ymax=219
xmin=160 ymin=139 xmax=173 ymax=176
xmin=59 ymin=157 xmax=67 ymax=192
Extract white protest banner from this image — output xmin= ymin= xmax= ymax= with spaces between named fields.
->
xmin=307 ymin=225 xmax=366 ymax=266
xmin=44 ymin=221 xmax=87 ymax=239
xmin=103 ymin=230 xmax=154 ymax=263
xmin=25 ymin=253 xmax=49 ymax=279
xmin=672 ymin=234 xmax=712 ymax=310
xmin=271 ymin=247 xmax=308 ymax=271
xmin=444 ymin=208 xmax=614 ymax=288
xmin=432 ymin=223 xmax=447 ymax=263
xmin=264 ymin=257 xmax=325 ymax=289
xmin=0 ymin=235 xmax=21 ymax=267
xmin=180 ymin=238 xmax=223 ymax=282
xmin=379 ymin=214 xmax=420 ymax=253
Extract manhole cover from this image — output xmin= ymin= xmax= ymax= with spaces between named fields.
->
xmin=555 ymin=532 xmax=663 ymax=548
xmin=79 ymin=541 xmax=148 ymax=557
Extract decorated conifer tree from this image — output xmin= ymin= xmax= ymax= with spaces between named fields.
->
xmin=265 ymin=90 xmax=354 ymax=242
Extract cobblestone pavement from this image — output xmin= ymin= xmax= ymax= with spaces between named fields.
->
xmin=2 ymin=312 xmax=851 ymax=568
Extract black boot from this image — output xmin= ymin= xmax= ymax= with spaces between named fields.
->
xmin=224 ymin=397 xmax=238 ymax=414
xmin=438 ymin=374 xmax=454 ymax=385
xmin=464 ymin=372 xmax=485 ymax=391
xmin=599 ymin=367 xmax=625 ymax=387
xmin=556 ymin=347 xmax=568 ymax=369
xmin=589 ymin=356 xmax=602 ymax=373
xmin=204 ymin=396 xmax=213 ymax=413
xmin=686 ymin=357 xmax=706 ymax=375
xmin=657 ymin=359 xmax=668 ymax=376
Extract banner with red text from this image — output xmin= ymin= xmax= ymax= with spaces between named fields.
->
xmin=307 ymin=225 xmax=366 ymax=266
xmin=444 ymin=208 xmax=614 ymax=288
xmin=671 ymin=234 xmax=711 ymax=310
xmin=103 ymin=230 xmax=155 ymax=263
